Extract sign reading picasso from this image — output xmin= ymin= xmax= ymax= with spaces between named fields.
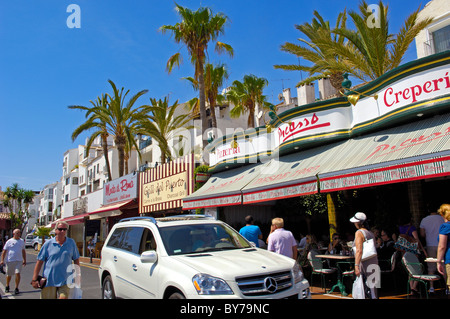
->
xmin=103 ymin=173 xmax=137 ymax=205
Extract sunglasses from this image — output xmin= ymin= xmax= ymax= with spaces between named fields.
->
xmin=57 ymin=228 xmax=67 ymax=231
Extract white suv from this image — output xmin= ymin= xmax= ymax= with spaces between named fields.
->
xmin=98 ymin=215 xmax=310 ymax=299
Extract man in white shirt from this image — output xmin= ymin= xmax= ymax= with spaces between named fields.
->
xmin=0 ymin=229 xmax=26 ymax=295
xmin=420 ymin=210 xmax=444 ymax=292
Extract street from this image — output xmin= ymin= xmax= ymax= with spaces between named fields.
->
xmin=0 ymin=248 xmax=101 ymax=299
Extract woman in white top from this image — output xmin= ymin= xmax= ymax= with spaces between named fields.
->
xmin=350 ymin=212 xmax=379 ymax=299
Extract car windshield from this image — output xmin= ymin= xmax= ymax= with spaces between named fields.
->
xmin=159 ymin=223 xmax=252 ymax=256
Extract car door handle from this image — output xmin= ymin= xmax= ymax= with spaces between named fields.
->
xmin=113 ymin=256 xmax=118 ymax=262
xmin=132 ymin=264 xmax=138 ymax=271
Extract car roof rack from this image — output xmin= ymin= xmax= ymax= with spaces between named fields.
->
xmin=119 ymin=216 xmax=157 ymax=224
xmin=156 ymin=214 xmax=216 ymax=222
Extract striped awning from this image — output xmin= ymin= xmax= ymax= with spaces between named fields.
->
xmin=243 ymin=113 xmax=450 ymax=201
xmin=242 ymin=154 xmax=319 ymax=204
xmin=317 ymin=113 xmax=450 ymax=191
xmin=184 ymin=113 xmax=450 ymax=208
xmin=88 ymin=199 xmax=136 ymax=220
xmin=183 ymin=162 xmax=269 ymax=210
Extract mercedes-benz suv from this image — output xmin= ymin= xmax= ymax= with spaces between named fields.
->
xmin=98 ymin=215 xmax=310 ymax=299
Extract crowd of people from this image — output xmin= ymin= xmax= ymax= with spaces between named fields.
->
xmin=239 ymin=203 xmax=450 ymax=298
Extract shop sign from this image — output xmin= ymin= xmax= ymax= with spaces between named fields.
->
xmin=140 ymin=154 xmax=194 ymax=214
xmin=142 ymin=171 xmax=188 ymax=206
xmin=103 ymin=173 xmax=137 ymax=205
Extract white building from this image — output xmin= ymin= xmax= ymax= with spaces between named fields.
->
xmin=37 ymin=181 xmax=62 ymax=226
xmin=415 ymin=0 xmax=450 ymax=58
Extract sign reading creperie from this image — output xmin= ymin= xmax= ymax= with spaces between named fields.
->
xmin=207 ymin=55 xmax=450 ymax=168
xmin=139 ymin=154 xmax=194 ymax=214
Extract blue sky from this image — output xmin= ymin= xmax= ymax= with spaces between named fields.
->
xmin=0 ymin=0 xmax=430 ymax=192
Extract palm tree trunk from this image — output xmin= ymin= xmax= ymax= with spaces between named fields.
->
xmin=209 ymin=99 xmax=218 ymax=129
xmin=198 ymin=61 xmax=208 ymax=151
xmin=101 ymin=133 xmax=112 ymax=182
xmin=248 ymin=103 xmax=255 ymax=128
xmin=115 ymin=136 xmax=126 ymax=177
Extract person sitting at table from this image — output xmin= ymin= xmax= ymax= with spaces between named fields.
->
xmin=297 ymin=234 xmax=319 ymax=267
xmin=377 ymin=229 xmax=396 ymax=270
xmin=327 ymin=233 xmax=344 ymax=255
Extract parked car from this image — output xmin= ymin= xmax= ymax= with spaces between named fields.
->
xmin=25 ymin=234 xmax=35 ymax=248
xmin=98 ymin=215 xmax=311 ymax=299
xmin=30 ymin=236 xmax=50 ymax=251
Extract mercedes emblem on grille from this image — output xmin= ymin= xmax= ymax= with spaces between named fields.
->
xmin=264 ymin=277 xmax=278 ymax=293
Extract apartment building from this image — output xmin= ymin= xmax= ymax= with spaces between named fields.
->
xmin=415 ymin=0 xmax=450 ymax=58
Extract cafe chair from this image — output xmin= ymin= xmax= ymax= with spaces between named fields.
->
xmin=402 ymin=252 xmax=440 ymax=299
xmin=336 ymin=261 xmax=355 ymax=293
xmin=379 ymin=251 xmax=399 ymax=291
xmin=308 ymin=250 xmax=336 ymax=292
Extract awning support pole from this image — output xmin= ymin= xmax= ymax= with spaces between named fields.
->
xmin=326 ymin=193 xmax=337 ymax=243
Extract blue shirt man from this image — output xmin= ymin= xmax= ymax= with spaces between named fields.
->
xmin=32 ymin=222 xmax=80 ymax=299
xmin=239 ymin=215 xmax=263 ymax=247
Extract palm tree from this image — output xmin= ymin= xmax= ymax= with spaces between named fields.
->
xmin=160 ymin=3 xmax=233 ymax=149
xmin=226 ymin=74 xmax=271 ymax=128
xmin=274 ymin=10 xmax=348 ymax=90
xmin=104 ymin=80 xmax=148 ymax=177
xmin=3 ymin=183 xmax=33 ymax=231
xmin=184 ymin=63 xmax=229 ymax=129
xmin=328 ymin=1 xmax=434 ymax=82
xmin=69 ymin=94 xmax=113 ymax=181
xmin=138 ymin=97 xmax=194 ymax=164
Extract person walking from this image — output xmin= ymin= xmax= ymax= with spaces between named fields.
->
xmin=31 ymin=221 xmax=80 ymax=299
xmin=437 ymin=204 xmax=450 ymax=295
xmin=420 ymin=208 xmax=444 ymax=293
xmin=267 ymin=217 xmax=297 ymax=260
xmin=0 ymin=229 xmax=26 ymax=295
xmin=239 ymin=215 xmax=263 ymax=247
xmin=350 ymin=212 xmax=379 ymax=299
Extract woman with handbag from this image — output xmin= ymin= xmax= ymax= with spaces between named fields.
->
xmin=350 ymin=212 xmax=379 ymax=299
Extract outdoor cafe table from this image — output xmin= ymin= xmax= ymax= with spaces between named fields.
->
xmin=315 ymin=254 xmax=355 ymax=296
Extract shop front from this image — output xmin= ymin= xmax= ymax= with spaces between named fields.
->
xmin=184 ymin=51 xmax=450 ymax=239
xmin=55 ymin=172 xmax=139 ymax=257
xmin=139 ymin=154 xmax=195 ymax=217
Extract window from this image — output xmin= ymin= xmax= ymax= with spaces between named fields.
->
xmin=433 ymin=24 xmax=450 ymax=54
xmin=106 ymin=227 xmax=144 ymax=254
xmin=139 ymin=228 xmax=157 ymax=254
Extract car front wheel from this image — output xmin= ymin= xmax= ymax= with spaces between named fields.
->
xmin=168 ymin=292 xmax=185 ymax=299
xmin=102 ymin=275 xmax=116 ymax=299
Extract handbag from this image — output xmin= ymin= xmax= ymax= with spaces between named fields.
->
xmin=352 ymin=229 xmax=377 ymax=261
xmin=394 ymin=226 xmax=419 ymax=254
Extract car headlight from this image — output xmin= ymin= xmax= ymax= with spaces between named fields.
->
xmin=292 ymin=263 xmax=304 ymax=284
xmin=192 ymin=274 xmax=234 ymax=295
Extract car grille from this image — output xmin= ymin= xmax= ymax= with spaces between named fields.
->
xmin=236 ymin=271 xmax=293 ymax=296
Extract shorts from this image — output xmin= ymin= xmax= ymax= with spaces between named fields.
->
xmin=5 ymin=261 xmax=22 ymax=276
xmin=41 ymin=285 xmax=71 ymax=299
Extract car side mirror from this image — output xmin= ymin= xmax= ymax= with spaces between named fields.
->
xmin=140 ymin=250 xmax=158 ymax=263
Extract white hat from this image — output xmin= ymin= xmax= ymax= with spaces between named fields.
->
xmin=350 ymin=212 xmax=367 ymax=223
